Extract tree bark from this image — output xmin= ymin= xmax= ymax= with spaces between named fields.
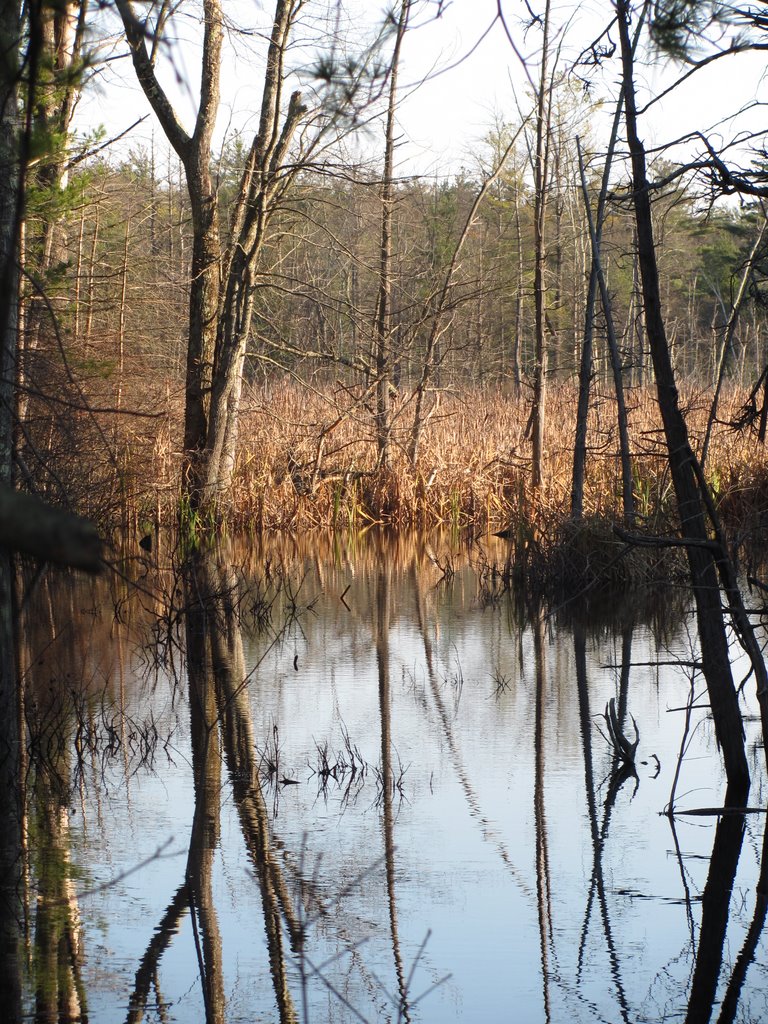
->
xmin=117 ymin=0 xmax=223 ymax=496
xmin=119 ymin=0 xmax=306 ymax=516
xmin=0 ymin=1 xmax=21 ymax=487
xmin=0 ymin=18 xmax=24 ymax=986
xmin=531 ymin=0 xmax=553 ymax=494
xmin=575 ymin=136 xmax=635 ymax=523
xmin=373 ymin=0 xmax=410 ymax=469
xmin=616 ymin=0 xmax=749 ymax=797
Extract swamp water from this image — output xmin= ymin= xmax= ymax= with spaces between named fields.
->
xmin=4 ymin=532 xmax=768 ymax=1023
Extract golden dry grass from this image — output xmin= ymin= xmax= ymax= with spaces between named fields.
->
xmin=106 ymin=376 xmax=768 ymax=541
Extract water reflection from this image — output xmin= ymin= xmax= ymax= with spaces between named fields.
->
xmin=185 ymin=552 xmax=297 ymax=1022
xmin=375 ymin=562 xmax=411 ymax=1022
xmin=533 ymin=610 xmax=553 ymax=1023
xmin=4 ymin=532 xmax=768 ymax=1022
xmin=0 ymin=551 xmax=22 ymax=1023
xmin=574 ymin=622 xmax=630 ymax=1022
xmin=716 ymin=812 xmax=768 ymax=1023
xmin=686 ymin=810 xmax=746 ymax=1024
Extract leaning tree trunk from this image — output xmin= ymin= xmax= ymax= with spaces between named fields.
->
xmin=408 ymin=128 xmax=520 ymax=465
xmin=616 ymin=0 xmax=749 ymax=798
xmin=575 ymin=136 xmax=634 ymax=524
xmin=571 ymin=11 xmax=641 ymax=524
xmin=702 ymin=217 xmax=767 ymax=469
xmin=203 ymin=59 xmax=307 ymax=508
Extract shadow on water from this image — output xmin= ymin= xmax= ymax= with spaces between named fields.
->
xmin=1 ymin=530 xmax=768 ymax=1021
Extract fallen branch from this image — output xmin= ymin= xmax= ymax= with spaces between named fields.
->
xmin=670 ymin=806 xmax=767 ymax=817
xmin=613 ymin=525 xmax=718 ymax=551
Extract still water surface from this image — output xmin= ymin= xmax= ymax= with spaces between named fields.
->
xmin=16 ymin=533 xmax=768 ymax=1022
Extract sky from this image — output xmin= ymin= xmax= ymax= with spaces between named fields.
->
xmin=76 ymin=1 xmax=768 ymax=181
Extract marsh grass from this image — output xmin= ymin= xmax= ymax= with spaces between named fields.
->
xmin=225 ymin=380 xmax=768 ymax=537
xmin=77 ymin=378 xmax=768 ymax=563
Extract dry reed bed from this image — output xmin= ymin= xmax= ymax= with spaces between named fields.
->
xmin=108 ymin=377 xmax=768 ymax=544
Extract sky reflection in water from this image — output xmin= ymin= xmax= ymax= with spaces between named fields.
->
xmin=19 ymin=534 xmax=768 ymax=1023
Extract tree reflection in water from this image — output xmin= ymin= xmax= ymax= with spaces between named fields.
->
xmin=2 ymin=533 xmax=768 ymax=1022
xmin=374 ymin=561 xmax=411 ymax=1023
xmin=0 ymin=551 xmax=22 ymax=1023
xmin=574 ymin=621 xmax=631 ymax=1022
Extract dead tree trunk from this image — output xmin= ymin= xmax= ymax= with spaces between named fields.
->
xmin=575 ymin=136 xmax=634 ymax=523
xmin=373 ymin=0 xmax=410 ymax=469
xmin=408 ymin=129 xmax=520 ymax=464
xmin=571 ymin=77 xmax=628 ymax=521
xmin=531 ymin=0 xmax=553 ymax=494
xmin=617 ymin=0 xmax=750 ymax=798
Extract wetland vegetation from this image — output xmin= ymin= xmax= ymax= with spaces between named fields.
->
xmin=4 ymin=1 xmax=768 ymax=1020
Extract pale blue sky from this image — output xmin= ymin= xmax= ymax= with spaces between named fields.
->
xmin=77 ymin=1 xmax=768 ymax=180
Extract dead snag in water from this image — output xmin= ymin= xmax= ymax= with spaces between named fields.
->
xmin=599 ymin=697 xmax=639 ymax=768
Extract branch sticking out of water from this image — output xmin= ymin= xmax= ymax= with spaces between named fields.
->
xmin=599 ymin=697 xmax=639 ymax=767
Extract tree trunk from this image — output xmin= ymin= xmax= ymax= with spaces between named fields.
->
xmin=512 ymin=189 xmax=524 ymax=394
xmin=575 ymin=136 xmax=634 ymax=523
xmin=531 ymin=0 xmax=552 ymax=494
xmin=408 ymin=131 xmax=519 ymax=464
xmin=616 ymin=0 xmax=749 ymax=798
xmin=374 ymin=0 xmax=410 ymax=469
xmin=702 ymin=217 xmax=767 ymax=468
xmin=18 ymin=0 xmax=88 ymax=427
xmin=117 ymin=0 xmax=224 ymax=502
xmin=0 ymin=2 xmax=21 ymax=487
xmin=120 ymin=0 xmax=306 ymax=517
xmin=571 ymin=63 xmax=631 ymax=521
xmin=0 ymin=24 xmax=22 ymax=1011
xmin=204 ymin=56 xmax=306 ymax=505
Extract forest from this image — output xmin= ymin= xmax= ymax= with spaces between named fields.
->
xmin=4 ymin=2 xmax=768 ymax=1022
xmin=2 ymin=0 xmax=768 ymax=541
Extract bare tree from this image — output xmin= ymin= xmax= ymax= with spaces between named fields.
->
xmin=531 ymin=0 xmax=553 ymax=494
xmin=616 ymin=0 xmax=751 ymax=797
xmin=373 ymin=0 xmax=410 ymax=468
xmin=117 ymin=0 xmax=310 ymax=516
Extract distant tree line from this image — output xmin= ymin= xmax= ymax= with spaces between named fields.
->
xmin=18 ymin=131 xmax=768 ymax=455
